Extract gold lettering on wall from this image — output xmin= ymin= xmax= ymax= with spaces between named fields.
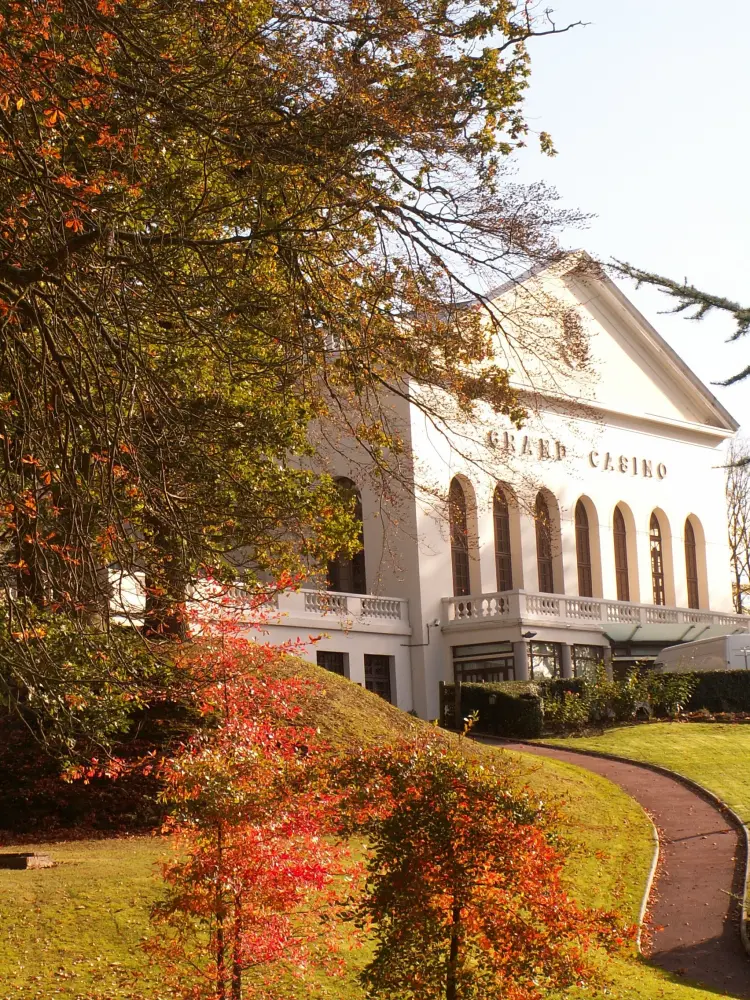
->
xmin=488 ymin=431 xmax=667 ymax=478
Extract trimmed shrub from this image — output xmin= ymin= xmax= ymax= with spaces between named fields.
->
xmin=538 ymin=678 xmax=587 ymax=700
xmin=542 ymin=690 xmax=590 ymax=730
xmin=441 ymin=682 xmax=543 ymax=739
xmin=686 ymin=670 xmax=750 ymax=713
xmin=541 ymin=668 xmax=697 ymax=733
xmin=442 ymin=669 xmax=750 ymax=740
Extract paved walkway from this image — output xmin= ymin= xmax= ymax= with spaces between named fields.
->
xmin=500 ymin=741 xmax=750 ymax=998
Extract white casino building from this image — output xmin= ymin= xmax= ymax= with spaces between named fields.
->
xmin=244 ymin=256 xmax=749 ymax=720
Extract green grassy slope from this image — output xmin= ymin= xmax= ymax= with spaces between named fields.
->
xmin=0 ymin=664 xmax=738 ymax=999
xmin=275 ymin=654 xmax=425 ymax=748
xmin=543 ymin=722 xmax=750 ymax=823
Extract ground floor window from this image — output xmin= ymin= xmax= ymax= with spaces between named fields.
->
xmin=572 ymin=644 xmax=603 ymax=682
xmin=364 ymin=654 xmax=392 ymax=702
xmin=317 ymin=650 xmax=347 ymax=676
xmin=529 ymin=642 xmax=560 ymax=681
xmin=453 ymin=641 xmax=515 ymax=683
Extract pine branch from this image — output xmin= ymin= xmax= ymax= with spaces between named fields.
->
xmin=613 ymin=260 xmax=750 ymax=385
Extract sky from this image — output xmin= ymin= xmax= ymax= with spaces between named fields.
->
xmin=513 ymin=0 xmax=750 ymax=435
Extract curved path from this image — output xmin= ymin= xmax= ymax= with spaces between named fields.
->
xmin=500 ymin=741 xmax=750 ymax=998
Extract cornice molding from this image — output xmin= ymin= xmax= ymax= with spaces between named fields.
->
xmin=513 ymin=387 xmax=733 ymax=442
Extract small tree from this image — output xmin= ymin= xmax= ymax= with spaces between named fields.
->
xmin=349 ymin=736 xmax=629 ymax=1000
xmin=150 ymin=638 xmax=354 ymax=1000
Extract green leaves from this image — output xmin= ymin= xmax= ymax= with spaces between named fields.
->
xmin=0 ymin=0 xmax=583 ymax=747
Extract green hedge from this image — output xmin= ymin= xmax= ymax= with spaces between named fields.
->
xmin=538 ymin=678 xmax=587 ymax=701
xmin=441 ymin=682 xmax=543 ymax=739
xmin=442 ymin=671 xmax=750 ymax=740
xmin=541 ymin=669 xmax=697 ymax=730
xmin=686 ymin=670 xmax=750 ymax=713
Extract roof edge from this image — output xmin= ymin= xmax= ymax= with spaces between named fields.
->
xmin=570 ymin=264 xmax=740 ymax=433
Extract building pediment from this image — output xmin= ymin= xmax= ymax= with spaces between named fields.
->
xmin=485 ymin=253 xmax=738 ymax=438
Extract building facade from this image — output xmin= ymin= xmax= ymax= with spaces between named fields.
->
xmin=244 ymin=257 xmax=749 ymax=719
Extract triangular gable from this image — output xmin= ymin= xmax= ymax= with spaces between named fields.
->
xmin=484 ymin=253 xmax=738 ymax=435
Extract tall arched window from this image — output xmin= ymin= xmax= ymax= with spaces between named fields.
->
xmin=613 ymin=505 xmax=630 ymax=602
xmin=327 ymin=478 xmax=366 ymax=594
xmin=535 ymin=492 xmax=554 ymax=593
xmin=685 ymin=519 xmax=699 ymax=609
xmin=449 ymin=478 xmax=471 ymax=597
xmin=650 ymin=512 xmax=666 ymax=606
xmin=574 ymin=500 xmax=593 ymax=597
xmin=493 ymin=486 xmax=513 ymax=592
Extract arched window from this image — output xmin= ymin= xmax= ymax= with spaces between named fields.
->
xmin=650 ymin=512 xmax=666 ymax=606
xmin=613 ymin=506 xmax=630 ymax=602
xmin=535 ymin=492 xmax=554 ymax=593
xmin=685 ymin=519 xmax=699 ymax=609
xmin=493 ymin=486 xmax=513 ymax=592
xmin=449 ymin=478 xmax=471 ymax=597
xmin=327 ymin=478 xmax=366 ymax=594
xmin=575 ymin=500 xmax=593 ymax=598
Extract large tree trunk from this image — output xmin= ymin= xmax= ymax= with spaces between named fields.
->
xmin=143 ymin=514 xmax=188 ymax=640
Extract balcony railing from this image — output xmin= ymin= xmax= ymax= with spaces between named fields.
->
xmin=223 ymin=587 xmax=411 ymax=635
xmin=108 ymin=574 xmax=410 ymax=636
xmin=442 ymin=589 xmax=749 ymax=630
xmin=299 ymin=590 xmax=407 ymax=622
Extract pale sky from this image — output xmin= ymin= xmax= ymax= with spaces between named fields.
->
xmin=516 ymin=0 xmax=750 ymax=435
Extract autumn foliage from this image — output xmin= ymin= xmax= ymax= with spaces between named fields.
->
xmin=149 ymin=630 xmax=631 ymax=1000
xmin=0 ymin=0 xmax=587 ymax=751
xmin=339 ymin=733 xmax=632 ymax=1000
xmin=149 ymin=638 xmax=356 ymax=1000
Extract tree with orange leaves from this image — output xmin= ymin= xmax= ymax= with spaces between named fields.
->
xmin=149 ymin=637 xmax=356 ymax=1000
xmin=345 ymin=734 xmax=631 ymax=1000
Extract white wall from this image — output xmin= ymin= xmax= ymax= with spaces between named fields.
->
xmin=408 ymin=403 xmax=733 ymax=604
xmin=284 ymin=266 xmax=740 ymax=720
xmin=403 ymin=395 xmax=735 ymax=717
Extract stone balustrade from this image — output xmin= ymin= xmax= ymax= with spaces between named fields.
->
xmin=240 ymin=587 xmax=412 ymax=635
xmin=442 ymin=589 xmax=749 ymax=630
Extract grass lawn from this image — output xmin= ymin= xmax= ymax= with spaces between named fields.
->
xmin=541 ymin=722 xmax=750 ymax=823
xmin=0 ymin=667 xmax=741 ymax=999
xmin=0 ymin=836 xmax=169 ymax=999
